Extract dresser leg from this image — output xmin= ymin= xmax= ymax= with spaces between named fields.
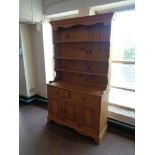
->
xmin=94 ymin=124 xmax=108 ymax=144
xmin=94 ymin=136 xmax=102 ymax=144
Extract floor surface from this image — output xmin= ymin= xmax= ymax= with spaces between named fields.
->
xmin=19 ymin=103 xmax=135 ymax=155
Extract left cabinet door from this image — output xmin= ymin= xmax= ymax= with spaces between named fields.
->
xmin=63 ymin=99 xmax=78 ymax=127
xmin=48 ymin=97 xmax=62 ymax=120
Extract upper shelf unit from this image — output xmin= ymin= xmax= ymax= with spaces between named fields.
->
xmin=50 ymin=13 xmax=113 ymax=89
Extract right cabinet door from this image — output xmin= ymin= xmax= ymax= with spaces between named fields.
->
xmin=70 ymin=91 xmax=100 ymax=134
xmin=80 ymin=102 xmax=100 ymax=135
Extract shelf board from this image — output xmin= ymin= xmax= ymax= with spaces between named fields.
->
xmin=54 ymin=57 xmax=108 ymax=62
xmin=55 ymin=68 xmax=107 ymax=77
xmin=54 ymin=40 xmax=110 ymax=43
xmin=47 ymin=81 xmax=105 ymax=97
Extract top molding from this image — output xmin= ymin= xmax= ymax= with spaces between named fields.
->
xmin=50 ymin=13 xmax=114 ymax=30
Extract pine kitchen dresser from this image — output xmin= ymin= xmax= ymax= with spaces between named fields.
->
xmin=47 ymin=13 xmax=113 ymax=144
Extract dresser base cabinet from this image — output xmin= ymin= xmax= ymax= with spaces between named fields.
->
xmin=47 ymin=82 xmax=109 ymax=144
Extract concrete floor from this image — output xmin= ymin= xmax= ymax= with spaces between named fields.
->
xmin=19 ymin=103 xmax=135 ymax=155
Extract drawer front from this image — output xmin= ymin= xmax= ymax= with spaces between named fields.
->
xmin=48 ymin=86 xmax=69 ymax=98
xmin=70 ymin=92 xmax=100 ymax=106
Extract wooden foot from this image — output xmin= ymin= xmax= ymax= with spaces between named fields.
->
xmin=94 ymin=124 xmax=108 ymax=144
xmin=94 ymin=136 xmax=102 ymax=144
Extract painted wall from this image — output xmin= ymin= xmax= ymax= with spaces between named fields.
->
xmin=43 ymin=0 xmax=125 ymax=15
xmin=30 ymin=25 xmax=47 ymax=98
xmin=19 ymin=30 xmax=27 ymax=96
xmin=20 ymin=24 xmax=46 ymax=98
xmin=19 ymin=0 xmax=43 ymax=23
xmin=19 ymin=55 xmax=27 ymax=96
xmin=20 ymin=24 xmax=37 ymax=97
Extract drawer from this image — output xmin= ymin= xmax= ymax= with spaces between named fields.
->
xmin=70 ymin=91 xmax=100 ymax=105
xmin=48 ymin=86 xmax=69 ymax=98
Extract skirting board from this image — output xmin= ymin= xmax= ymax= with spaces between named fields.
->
xmin=108 ymin=118 xmax=135 ymax=139
xmin=19 ymin=95 xmax=47 ymax=104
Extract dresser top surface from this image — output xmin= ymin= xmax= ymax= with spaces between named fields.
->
xmin=47 ymin=81 xmax=106 ymax=97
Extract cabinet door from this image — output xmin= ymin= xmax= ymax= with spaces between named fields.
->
xmin=80 ymin=103 xmax=100 ymax=134
xmin=70 ymin=91 xmax=100 ymax=134
xmin=63 ymin=100 xmax=78 ymax=126
xmin=48 ymin=97 xmax=62 ymax=120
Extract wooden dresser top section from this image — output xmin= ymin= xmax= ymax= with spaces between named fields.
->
xmin=47 ymin=81 xmax=106 ymax=97
xmin=51 ymin=13 xmax=113 ymax=30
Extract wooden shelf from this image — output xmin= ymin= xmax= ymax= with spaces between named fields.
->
xmin=54 ymin=57 xmax=108 ymax=62
xmin=47 ymin=81 xmax=105 ymax=97
xmin=55 ymin=68 xmax=107 ymax=77
xmin=54 ymin=40 xmax=110 ymax=43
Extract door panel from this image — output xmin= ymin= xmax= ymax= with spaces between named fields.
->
xmin=63 ymin=100 xmax=78 ymax=126
xmin=80 ymin=104 xmax=100 ymax=134
xmin=48 ymin=97 xmax=61 ymax=119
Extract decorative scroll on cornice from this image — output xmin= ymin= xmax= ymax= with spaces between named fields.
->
xmin=51 ymin=13 xmax=114 ymax=30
